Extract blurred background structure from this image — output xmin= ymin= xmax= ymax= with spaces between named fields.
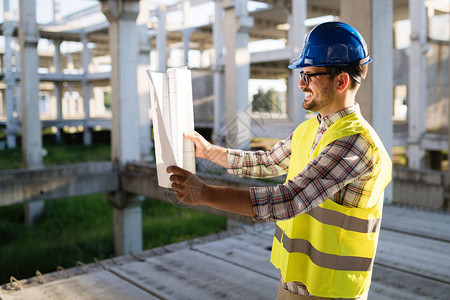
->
xmin=0 ymin=0 xmax=449 ymax=248
xmin=0 ymin=0 xmax=449 ymax=298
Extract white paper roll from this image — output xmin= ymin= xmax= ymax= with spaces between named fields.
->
xmin=147 ymin=68 xmax=196 ymax=188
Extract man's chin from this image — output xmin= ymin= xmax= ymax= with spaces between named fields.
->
xmin=302 ymin=101 xmax=312 ymax=111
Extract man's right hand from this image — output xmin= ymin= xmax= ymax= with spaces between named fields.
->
xmin=184 ymin=131 xmax=228 ymax=168
xmin=184 ymin=131 xmax=212 ymax=160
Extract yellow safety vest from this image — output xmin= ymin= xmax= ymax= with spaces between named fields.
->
xmin=271 ymin=113 xmax=392 ymax=298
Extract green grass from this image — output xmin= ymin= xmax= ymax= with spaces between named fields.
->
xmin=0 ymin=194 xmax=114 ymax=284
xmin=0 ymin=143 xmax=111 ymax=170
xmin=142 ymin=199 xmax=226 ymax=248
xmin=0 ymin=143 xmax=226 ymax=284
xmin=0 ymin=194 xmax=226 ymax=284
xmin=0 ymin=147 xmax=23 ymax=170
xmin=43 ymin=143 xmax=111 ymax=166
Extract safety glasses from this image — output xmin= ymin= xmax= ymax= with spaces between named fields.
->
xmin=299 ymin=71 xmax=331 ymax=85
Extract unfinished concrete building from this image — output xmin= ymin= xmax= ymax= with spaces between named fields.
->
xmin=0 ymin=0 xmax=449 ymax=298
xmin=0 ymin=0 xmax=449 ymax=263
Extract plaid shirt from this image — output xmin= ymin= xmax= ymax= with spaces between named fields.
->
xmin=227 ymin=104 xmax=376 ymax=296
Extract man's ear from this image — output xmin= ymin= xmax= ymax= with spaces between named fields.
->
xmin=336 ymin=72 xmax=350 ymax=92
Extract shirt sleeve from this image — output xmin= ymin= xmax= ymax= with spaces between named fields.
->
xmin=250 ymin=134 xmax=375 ymax=222
xmin=226 ymin=133 xmax=293 ymax=178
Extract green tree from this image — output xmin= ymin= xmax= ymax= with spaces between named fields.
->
xmin=252 ymin=88 xmax=282 ymax=113
xmin=104 ymin=91 xmax=111 ymax=109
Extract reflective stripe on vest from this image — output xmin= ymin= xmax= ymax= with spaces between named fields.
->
xmin=270 ymin=113 xmax=392 ymax=298
xmin=274 ymin=224 xmax=374 ymax=271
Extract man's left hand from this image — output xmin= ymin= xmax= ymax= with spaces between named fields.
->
xmin=167 ymin=165 xmax=208 ymax=206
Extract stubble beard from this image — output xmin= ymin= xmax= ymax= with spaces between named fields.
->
xmin=301 ymin=85 xmax=335 ymax=113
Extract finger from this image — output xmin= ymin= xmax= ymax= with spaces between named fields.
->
xmin=183 ymin=132 xmax=196 ymax=140
xmin=166 ymin=165 xmax=188 ymax=176
xmin=169 ymin=174 xmax=185 ymax=184
xmin=171 ymin=182 xmax=183 ymax=190
xmin=174 ymin=190 xmax=184 ymax=200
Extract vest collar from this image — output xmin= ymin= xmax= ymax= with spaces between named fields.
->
xmin=317 ymin=103 xmax=361 ymax=128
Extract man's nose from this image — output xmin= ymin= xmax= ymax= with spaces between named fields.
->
xmin=299 ymin=78 xmax=307 ymax=89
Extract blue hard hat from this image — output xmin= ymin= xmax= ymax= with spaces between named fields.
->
xmin=288 ymin=21 xmax=372 ymax=69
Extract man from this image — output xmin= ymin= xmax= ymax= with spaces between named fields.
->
xmin=167 ymin=21 xmax=392 ymax=299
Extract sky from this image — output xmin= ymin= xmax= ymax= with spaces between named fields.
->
xmin=1 ymin=0 xmax=448 ymax=99
xmin=0 ymin=0 xmax=97 ymax=24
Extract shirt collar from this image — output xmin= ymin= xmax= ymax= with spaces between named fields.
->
xmin=316 ymin=104 xmax=360 ymax=128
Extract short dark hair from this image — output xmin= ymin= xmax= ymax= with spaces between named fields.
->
xmin=325 ymin=64 xmax=368 ymax=90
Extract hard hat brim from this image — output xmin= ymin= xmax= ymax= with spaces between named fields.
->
xmin=288 ymin=57 xmax=372 ymax=70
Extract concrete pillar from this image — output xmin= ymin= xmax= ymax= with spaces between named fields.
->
xmin=14 ymin=43 xmax=20 ymax=73
xmin=222 ymin=0 xmax=253 ymax=149
xmin=65 ymin=84 xmax=72 ymax=116
xmin=213 ymin=0 xmax=225 ymax=145
xmin=67 ymin=52 xmax=74 ymax=74
xmin=52 ymin=37 xmax=63 ymax=144
xmin=14 ymin=84 xmax=21 ymax=120
xmin=182 ymin=29 xmax=194 ymax=67
xmin=3 ymin=20 xmax=17 ymax=148
xmin=156 ymin=6 xmax=167 ymax=72
xmin=54 ymin=82 xmax=63 ymax=143
xmin=102 ymin=0 xmax=143 ymax=256
xmin=111 ymin=194 xmax=145 ymax=256
xmin=137 ymin=0 xmax=153 ymax=162
xmin=288 ymin=0 xmax=306 ymax=126
xmin=53 ymin=0 xmax=62 ymax=23
xmin=341 ymin=0 xmax=394 ymax=203
xmin=371 ymin=0 xmax=394 ymax=203
xmin=82 ymin=33 xmax=92 ymax=145
xmin=447 ymin=86 xmax=450 ymax=204
xmin=0 ymin=90 xmax=4 ymax=115
xmin=18 ymin=0 xmax=43 ymax=168
xmin=182 ymin=0 xmax=190 ymax=27
xmin=19 ymin=0 xmax=44 ymax=226
xmin=406 ymin=0 xmax=427 ymax=169
xmin=3 ymin=0 xmax=11 ymax=21
xmin=340 ymin=0 xmax=372 ymax=123
xmin=53 ymin=39 xmax=62 ymax=73
xmin=199 ymin=46 xmax=206 ymax=69
xmin=181 ymin=0 xmax=191 ymax=66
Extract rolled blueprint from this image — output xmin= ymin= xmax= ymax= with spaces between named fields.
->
xmin=147 ymin=68 xmax=196 ymax=188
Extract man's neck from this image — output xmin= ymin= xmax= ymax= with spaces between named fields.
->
xmin=319 ymin=95 xmax=356 ymax=118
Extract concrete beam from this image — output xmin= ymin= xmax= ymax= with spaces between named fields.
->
xmin=0 ymin=161 xmax=119 ymax=207
xmin=121 ymin=163 xmax=256 ymax=224
xmin=86 ymin=72 xmax=111 ymax=82
xmin=393 ymin=167 xmax=446 ymax=209
xmin=422 ymin=132 xmax=449 ymax=151
xmin=250 ymin=48 xmax=291 ymax=64
xmin=39 ymin=73 xmax=84 ymax=82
